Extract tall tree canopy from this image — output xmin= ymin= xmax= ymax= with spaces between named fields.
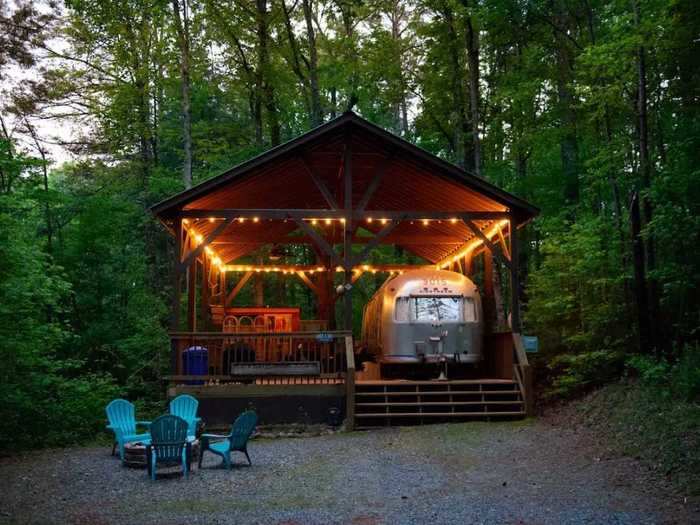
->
xmin=0 ymin=0 xmax=698 ymax=448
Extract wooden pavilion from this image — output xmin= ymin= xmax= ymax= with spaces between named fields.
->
xmin=151 ymin=111 xmax=539 ymax=428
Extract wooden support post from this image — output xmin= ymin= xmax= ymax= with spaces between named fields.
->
xmin=187 ymin=259 xmax=196 ymax=331
xmin=483 ymin=250 xmax=496 ymax=333
xmin=344 ymin=334 xmax=355 ymax=430
xmin=463 ymin=254 xmax=472 ymax=276
xmin=170 ymin=218 xmax=182 ymax=374
xmin=219 ymin=270 xmax=226 ymax=305
xmin=171 ymin=218 xmax=182 ymax=331
xmin=510 ymin=217 xmax=521 ymax=332
xmin=343 ymin=134 xmax=353 ymax=332
xmin=200 ymin=257 xmax=210 ymax=330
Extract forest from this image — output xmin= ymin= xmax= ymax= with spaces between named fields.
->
xmin=0 ymin=0 xmax=698 ymax=451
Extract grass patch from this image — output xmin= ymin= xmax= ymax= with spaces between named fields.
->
xmin=578 ymin=382 xmax=700 ymax=496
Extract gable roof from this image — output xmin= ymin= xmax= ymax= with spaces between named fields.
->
xmin=150 ymin=111 xmax=539 ymax=223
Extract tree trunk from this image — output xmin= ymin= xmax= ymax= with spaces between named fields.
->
xmin=630 ymin=192 xmax=651 ymax=354
xmin=551 ymin=4 xmax=579 ymax=206
xmin=256 ymin=0 xmax=280 ymax=146
xmin=302 ymin=0 xmax=321 ymax=126
xmin=171 ymin=0 xmax=193 ymax=189
xmin=634 ymin=0 xmax=660 ymax=355
xmin=443 ymin=5 xmax=471 ymax=168
xmin=465 ymin=13 xmax=481 ymax=176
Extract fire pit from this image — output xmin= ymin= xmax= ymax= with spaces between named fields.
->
xmin=123 ymin=439 xmax=199 ymax=468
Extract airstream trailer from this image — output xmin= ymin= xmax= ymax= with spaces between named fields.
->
xmin=361 ymin=269 xmax=483 ymax=377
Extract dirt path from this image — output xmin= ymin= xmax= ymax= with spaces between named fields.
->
xmin=0 ymin=419 xmax=696 ymax=525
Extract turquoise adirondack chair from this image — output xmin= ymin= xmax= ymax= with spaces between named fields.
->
xmin=105 ymin=399 xmax=151 ymax=461
xmin=146 ymin=415 xmax=191 ymax=481
xmin=169 ymin=394 xmax=201 ymax=437
xmin=199 ymin=410 xmax=257 ymax=470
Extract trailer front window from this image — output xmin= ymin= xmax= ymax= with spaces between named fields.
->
xmin=413 ymin=297 xmax=461 ymax=322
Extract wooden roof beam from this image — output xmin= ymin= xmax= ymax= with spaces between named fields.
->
xmin=177 ymin=209 xmax=510 ymax=221
xmin=299 ymin=154 xmax=339 ymax=209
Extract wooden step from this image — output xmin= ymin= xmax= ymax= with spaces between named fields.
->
xmin=355 ymin=400 xmax=523 ymax=407
xmin=355 ymin=411 xmax=526 ymax=418
xmin=355 ymin=390 xmax=521 ymax=397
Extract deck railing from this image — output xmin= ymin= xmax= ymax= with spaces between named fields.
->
xmin=168 ymin=331 xmax=352 ymax=383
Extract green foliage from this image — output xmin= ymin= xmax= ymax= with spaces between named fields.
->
xmin=546 ymin=350 xmax=626 ymax=399
xmin=526 ymin=217 xmax=630 ymax=354
xmin=1 ymin=0 xmax=699 ymax=451
xmin=0 ymin=192 xmax=118 ymax=450
xmin=628 ymin=345 xmax=700 ymax=402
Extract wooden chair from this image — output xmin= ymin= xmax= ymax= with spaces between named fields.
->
xmin=198 ymin=411 xmax=257 ymax=470
xmin=146 ymin=415 xmax=191 ymax=480
xmin=105 ymin=399 xmax=150 ymax=461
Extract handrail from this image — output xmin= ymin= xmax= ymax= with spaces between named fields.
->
xmin=512 ymin=331 xmax=529 ymax=367
xmin=511 ymin=332 xmax=533 ymax=416
xmin=344 ymin=335 xmax=355 ymax=431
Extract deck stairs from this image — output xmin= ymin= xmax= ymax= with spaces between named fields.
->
xmin=354 ymin=379 xmax=525 ymax=428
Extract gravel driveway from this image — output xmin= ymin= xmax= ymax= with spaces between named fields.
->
xmin=0 ymin=419 xmax=696 ymax=525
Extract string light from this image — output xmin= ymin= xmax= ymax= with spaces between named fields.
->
xmin=253 ymin=217 xmax=259 ymax=223
xmin=367 ymin=217 xmax=373 ymax=223
xmin=311 ymin=219 xmax=318 ymax=225
xmin=438 ymin=219 xmax=510 ymax=269
xmin=324 ymin=218 xmax=331 ymax=225
xmin=450 ymin=218 xmax=457 ymax=224
xmin=422 ymin=219 xmax=429 ymax=226
xmin=380 ymin=218 xmax=388 ymax=225
xmin=209 ymin=217 xmax=215 ymax=223
xmin=239 ymin=217 xmax=246 ymax=223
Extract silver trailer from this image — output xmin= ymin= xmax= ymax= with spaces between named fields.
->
xmin=361 ymin=269 xmax=483 ymax=367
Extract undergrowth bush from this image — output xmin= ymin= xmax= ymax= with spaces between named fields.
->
xmin=627 ymin=344 xmax=700 ymax=402
xmin=544 ymin=350 xmax=625 ymax=399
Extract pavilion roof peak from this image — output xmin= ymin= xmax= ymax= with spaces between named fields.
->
xmin=150 ymin=112 xmax=538 ymax=225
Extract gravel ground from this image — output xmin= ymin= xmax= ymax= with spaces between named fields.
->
xmin=0 ymin=419 xmax=697 ymax=525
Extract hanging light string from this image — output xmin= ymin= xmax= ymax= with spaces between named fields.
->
xmin=181 ymin=216 xmax=503 ymax=274
xmin=437 ymin=219 xmax=510 ymax=269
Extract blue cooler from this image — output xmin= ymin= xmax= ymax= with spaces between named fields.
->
xmin=182 ymin=345 xmax=208 ymax=385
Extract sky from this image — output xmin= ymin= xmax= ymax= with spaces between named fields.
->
xmin=2 ymin=0 xmax=76 ymax=167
